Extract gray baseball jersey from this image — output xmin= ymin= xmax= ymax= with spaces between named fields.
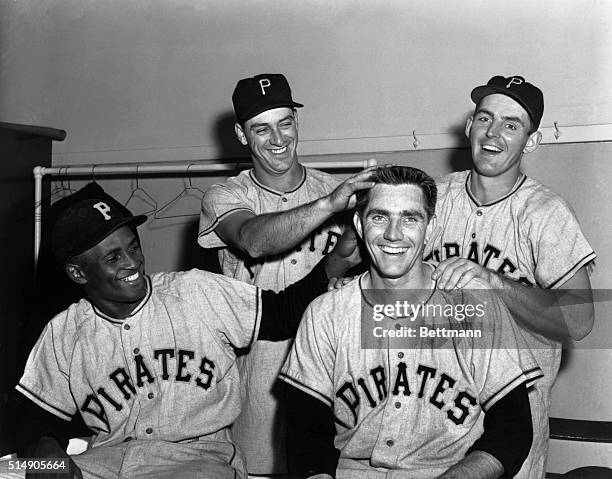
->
xmin=198 ymin=166 xmax=343 ymax=474
xmin=424 ymin=170 xmax=596 ymax=479
xmin=17 ymin=270 xmax=262 ymax=479
xmin=280 ymin=274 xmax=543 ymax=479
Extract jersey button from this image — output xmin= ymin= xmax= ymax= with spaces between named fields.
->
xmin=386 ymin=439 xmax=394 ymax=447
xmin=148 ymin=392 xmax=154 ymax=399
xmin=146 ymin=427 xmax=153 ymax=434
xmin=471 ymin=233 xmax=476 ymax=239
xmin=397 ymin=352 xmax=404 ymax=359
xmin=476 ymin=210 xmax=483 ymax=217
xmin=124 ymin=324 xmax=130 ymax=330
xmin=282 ymin=197 xmax=288 ymax=202
xmin=133 ymin=348 xmax=140 ymax=354
xmin=395 ymin=402 xmax=401 ymax=409
xmin=290 ymin=259 xmax=297 ymax=265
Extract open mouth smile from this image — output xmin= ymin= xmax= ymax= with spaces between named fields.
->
xmin=270 ymin=146 xmax=288 ymax=155
xmin=380 ymin=245 xmax=408 ymax=255
xmin=120 ymin=272 xmax=140 ymax=282
xmin=481 ymin=144 xmax=503 ymax=153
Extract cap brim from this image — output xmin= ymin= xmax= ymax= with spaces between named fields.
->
xmin=240 ymin=101 xmax=304 ymax=123
xmin=471 ymin=86 xmax=536 ymax=127
xmin=69 ymin=214 xmax=147 ymax=260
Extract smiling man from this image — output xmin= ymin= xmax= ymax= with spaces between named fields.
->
xmin=280 ymin=166 xmax=542 ymax=479
xmin=198 ymin=73 xmax=374 ymax=475
xmin=424 ymin=76 xmax=596 ymax=478
xmin=15 ymin=183 xmax=360 ymax=479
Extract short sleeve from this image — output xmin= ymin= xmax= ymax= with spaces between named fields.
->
xmin=462 ymin=288 xmax=543 ymax=412
xmin=16 ymin=320 xmax=77 ymax=421
xmin=279 ymin=301 xmax=336 ymax=407
xmin=198 ymin=183 xmax=254 ymax=249
xmin=531 ymin=198 xmax=596 ymax=289
xmin=190 ymin=270 xmax=262 ymax=349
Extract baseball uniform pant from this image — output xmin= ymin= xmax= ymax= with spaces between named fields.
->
xmin=72 ymin=438 xmax=246 ymax=479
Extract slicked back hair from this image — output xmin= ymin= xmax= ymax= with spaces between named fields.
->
xmin=355 ymin=166 xmax=437 ymax=219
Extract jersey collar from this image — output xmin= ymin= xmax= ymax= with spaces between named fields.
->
xmin=248 ymin=165 xmax=307 ymax=196
xmin=90 ymin=275 xmax=152 ymax=324
xmin=465 ymin=171 xmax=527 ymax=207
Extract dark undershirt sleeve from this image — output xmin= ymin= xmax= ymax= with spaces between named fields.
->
xmin=468 ymin=382 xmax=533 ymax=477
xmin=258 ymin=261 xmax=328 ymax=341
xmin=284 ymin=382 xmax=339 ymax=478
xmin=14 ymin=394 xmax=83 ymax=455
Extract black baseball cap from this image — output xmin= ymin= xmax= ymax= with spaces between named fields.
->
xmin=232 ymin=73 xmax=303 ymax=123
xmin=471 ymin=75 xmax=544 ymax=130
xmin=51 ymin=183 xmax=147 ymax=264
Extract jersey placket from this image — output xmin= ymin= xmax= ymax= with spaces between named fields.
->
xmin=370 ymin=351 xmax=409 ymax=468
xmin=119 ymin=313 xmax=158 ymax=440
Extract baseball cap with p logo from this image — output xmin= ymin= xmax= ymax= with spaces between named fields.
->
xmin=470 ymin=75 xmax=544 ymax=130
xmin=232 ymin=73 xmax=304 ymax=123
xmin=51 ymin=185 xmax=147 ymax=264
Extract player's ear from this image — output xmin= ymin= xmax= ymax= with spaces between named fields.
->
xmin=65 ymin=262 xmax=88 ymax=285
xmin=353 ymin=210 xmax=364 ymax=240
xmin=234 ymin=122 xmax=248 ymax=146
xmin=465 ymin=115 xmax=474 ymax=139
xmin=523 ymin=130 xmax=542 ymax=154
xmin=293 ymin=109 xmax=299 ymax=129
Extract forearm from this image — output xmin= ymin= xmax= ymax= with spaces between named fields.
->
xmin=436 ymin=451 xmax=503 ymax=479
xmin=491 ymin=273 xmax=594 ymax=341
xmin=239 ymin=197 xmax=334 ymax=258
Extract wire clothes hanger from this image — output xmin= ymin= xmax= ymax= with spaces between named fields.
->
xmin=124 ymin=165 xmax=158 ymax=216
xmin=50 ymin=167 xmax=77 ymax=200
xmin=153 ymin=164 xmax=205 ymax=219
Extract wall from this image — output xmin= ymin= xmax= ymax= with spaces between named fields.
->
xmin=1 ymin=0 xmax=611 ymax=471
xmin=0 ymin=0 xmax=611 ymax=160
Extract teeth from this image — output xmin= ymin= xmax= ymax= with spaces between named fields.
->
xmin=380 ymin=246 xmax=408 ymax=254
xmin=270 ymin=146 xmax=287 ymax=155
xmin=121 ymin=273 xmax=139 ymax=282
xmin=482 ymin=144 xmax=502 ymax=152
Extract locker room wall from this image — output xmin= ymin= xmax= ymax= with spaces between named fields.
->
xmin=1 ymin=0 xmax=610 ymax=470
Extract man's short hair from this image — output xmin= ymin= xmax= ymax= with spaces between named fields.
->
xmin=355 ymin=166 xmax=437 ymax=219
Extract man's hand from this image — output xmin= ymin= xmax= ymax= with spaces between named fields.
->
xmin=323 ymin=167 xmax=377 ymax=213
xmin=323 ymin=227 xmax=362 ymax=279
xmin=432 ymin=258 xmax=503 ymax=290
xmin=25 ymin=436 xmax=83 ymax=479
xmin=327 ymin=276 xmax=355 ymax=291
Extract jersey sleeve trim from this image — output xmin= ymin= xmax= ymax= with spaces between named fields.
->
xmin=481 ymin=367 xmax=543 ymax=412
xmin=15 ymin=383 xmax=73 ymax=421
xmin=247 ymin=288 xmax=262 ymax=348
xmin=546 ymin=251 xmax=597 ymax=289
xmin=278 ymin=373 xmax=333 ymax=408
xmin=198 ymin=207 xmax=255 ymax=237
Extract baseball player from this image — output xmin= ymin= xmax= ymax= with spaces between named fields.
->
xmin=280 ymin=166 xmax=543 ymax=479
xmin=198 ymin=73 xmax=374 ymax=474
xmin=424 ymin=75 xmax=596 ymax=478
xmin=15 ymin=183 xmax=359 ymax=479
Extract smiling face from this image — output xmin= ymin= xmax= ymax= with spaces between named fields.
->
xmin=466 ymin=93 xmax=541 ymax=180
xmin=235 ymin=107 xmax=300 ymax=180
xmin=66 ymin=225 xmax=147 ymax=318
xmin=354 ymin=183 xmax=434 ymax=288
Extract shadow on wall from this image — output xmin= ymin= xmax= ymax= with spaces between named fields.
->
xmin=175 ymin=218 xmax=222 ymax=274
xmin=212 ymin=110 xmax=249 ymax=160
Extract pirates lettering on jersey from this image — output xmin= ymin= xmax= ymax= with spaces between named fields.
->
xmin=425 ymin=241 xmax=534 ymax=287
xmin=335 ymin=362 xmax=477 ymax=428
xmin=244 ymin=229 xmax=340 ymax=279
xmin=80 ymin=348 xmax=217 ymax=432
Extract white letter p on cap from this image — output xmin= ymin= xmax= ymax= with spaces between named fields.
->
xmin=259 ymin=78 xmax=271 ymax=95
xmin=93 ymin=202 xmax=112 ymax=220
xmin=506 ymin=77 xmax=524 ymax=88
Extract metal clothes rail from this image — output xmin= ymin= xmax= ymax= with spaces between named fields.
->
xmin=33 ymin=158 xmax=377 ymax=265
